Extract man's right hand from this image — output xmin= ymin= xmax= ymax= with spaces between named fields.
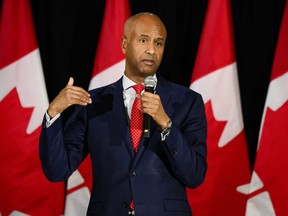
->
xmin=47 ymin=77 xmax=92 ymax=118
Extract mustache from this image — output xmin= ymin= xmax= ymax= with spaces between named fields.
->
xmin=142 ymin=57 xmax=156 ymax=63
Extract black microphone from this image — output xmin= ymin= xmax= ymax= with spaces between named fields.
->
xmin=143 ymin=76 xmax=157 ymax=138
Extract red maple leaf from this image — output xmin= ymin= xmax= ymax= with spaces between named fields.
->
xmin=0 ymin=88 xmax=64 ymax=216
xmin=187 ymin=100 xmax=251 ymax=216
xmin=253 ymin=101 xmax=288 ymax=215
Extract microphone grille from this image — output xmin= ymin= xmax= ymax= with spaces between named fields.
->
xmin=144 ymin=76 xmax=156 ymax=89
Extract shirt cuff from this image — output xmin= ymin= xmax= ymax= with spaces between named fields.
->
xmin=45 ymin=112 xmax=60 ymax=128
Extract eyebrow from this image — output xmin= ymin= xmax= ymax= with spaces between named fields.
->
xmin=137 ymin=34 xmax=149 ymax=38
xmin=138 ymin=34 xmax=165 ymax=41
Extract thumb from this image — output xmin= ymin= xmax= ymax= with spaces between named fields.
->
xmin=67 ymin=77 xmax=74 ymax=86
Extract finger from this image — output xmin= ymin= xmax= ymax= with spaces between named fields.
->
xmin=142 ymin=92 xmax=159 ymax=101
xmin=141 ymin=94 xmax=160 ymax=107
xmin=66 ymin=86 xmax=90 ymax=98
xmin=65 ymin=85 xmax=90 ymax=97
xmin=67 ymin=77 xmax=74 ymax=86
xmin=65 ymin=89 xmax=92 ymax=104
xmin=68 ymin=94 xmax=91 ymax=106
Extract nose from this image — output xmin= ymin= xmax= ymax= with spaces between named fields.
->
xmin=145 ymin=42 xmax=155 ymax=55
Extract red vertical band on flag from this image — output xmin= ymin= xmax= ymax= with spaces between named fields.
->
xmin=246 ymin=1 xmax=288 ymax=215
xmin=189 ymin=0 xmax=251 ymax=215
xmin=0 ymin=0 xmax=37 ymax=69
xmin=270 ymin=1 xmax=288 ymax=81
xmin=89 ymin=0 xmax=130 ymax=90
xmin=91 ymin=0 xmax=130 ymax=76
xmin=191 ymin=0 xmax=235 ymax=82
xmin=0 ymin=0 xmax=65 ymax=215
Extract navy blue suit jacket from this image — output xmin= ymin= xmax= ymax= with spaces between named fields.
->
xmin=39 ymin=75 xmax=207 ymax=216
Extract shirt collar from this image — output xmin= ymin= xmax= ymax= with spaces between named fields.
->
xmin=122 ymin=73 xmax=158 ymax=90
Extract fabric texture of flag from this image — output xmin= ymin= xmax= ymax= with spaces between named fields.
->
xmin=245 ymin=1 xmax=288 ymax=215
xmin=64 ymin=0 xmax=130 ymax=215
xmin=0 ymin=0 xmax=65 ymax=215
xmin=189 ymin=0 xmax=251 ymax=215
xmin=88 ymin=0 xmax=130 ymax=90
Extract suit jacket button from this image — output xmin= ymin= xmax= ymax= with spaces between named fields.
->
xmin=131 ymin=171 xmax=137 ymax=177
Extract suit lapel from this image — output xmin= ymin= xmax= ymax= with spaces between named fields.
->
xmin=110 ymin=78 xmax=134 ymax=156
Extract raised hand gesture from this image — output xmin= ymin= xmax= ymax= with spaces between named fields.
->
xmin=47 ymin=77 xmax=92 ymax=118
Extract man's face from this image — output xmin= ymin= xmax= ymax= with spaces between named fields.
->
xmin=122 ymin=15 xmax=166 ymax=82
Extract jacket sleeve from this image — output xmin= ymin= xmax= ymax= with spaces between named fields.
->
xmin=161 ymin=93 xmax=207 ymax=188
xmin=39 ymin=106 xmax=87 ymax=182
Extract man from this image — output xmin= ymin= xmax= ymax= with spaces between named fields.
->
xmin=39 ymin=12 xmax=207 ymax=216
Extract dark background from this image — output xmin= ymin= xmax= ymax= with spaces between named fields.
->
xmin=3 ymin=0 xmax=286 ymax=168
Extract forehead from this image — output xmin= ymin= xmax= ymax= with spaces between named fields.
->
xmin=130 ymin=15 xmax=167 ymax=39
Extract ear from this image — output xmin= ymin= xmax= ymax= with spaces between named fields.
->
xmin=121 ymin=36 xmax=127 ymax=54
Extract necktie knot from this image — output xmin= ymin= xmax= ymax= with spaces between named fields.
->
xmin=132 ymin=84 xmax=144 ymax=94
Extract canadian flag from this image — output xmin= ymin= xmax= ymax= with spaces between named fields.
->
xmin=189 ymin=0 xmax=251 ymax=215
xmin=0 ymin=0 xmax=65 ymax=215
xmin=64 ymin=0 xmax=130 ymax=215
xmin=245 ymin=1 xmax=288 ymax=215
xmin=89 ymin=0 xmax=130 ymax=90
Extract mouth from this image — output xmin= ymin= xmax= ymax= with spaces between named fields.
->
xmin=142 ymin=59 xmax=155 ymax=66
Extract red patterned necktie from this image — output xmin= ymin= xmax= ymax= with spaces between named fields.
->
xmin=130 ymin=84 xmax=144 ymax=152
xmin=129 ymin=84 xmax=144 ymax=214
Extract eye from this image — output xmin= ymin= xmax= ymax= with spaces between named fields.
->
xmin=139 ymin=38 xmax=147 ymax=43
xmin=155 ymin=41 xmax=163 ymax=47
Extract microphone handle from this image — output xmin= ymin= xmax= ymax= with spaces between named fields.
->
xmin=143 ymin=86 xmax=154 ymax=138
xmin=144 ymin=113 xmax=151 ymax=138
